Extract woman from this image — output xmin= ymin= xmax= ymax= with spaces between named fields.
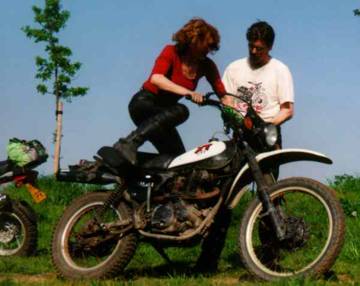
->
xmin=115 ymin=18 xmax=227 ymax=165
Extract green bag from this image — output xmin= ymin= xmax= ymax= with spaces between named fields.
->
xmin=6 ymin=138 xmax=48 ymax=167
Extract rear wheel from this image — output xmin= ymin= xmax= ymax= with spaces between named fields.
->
xmin=238 ymin=177 xmax=345 ymax=281
xmin=51 ymin=192 xmax=138 ymax=279
xmin=0 ymin=201 xmax=37 ymax=256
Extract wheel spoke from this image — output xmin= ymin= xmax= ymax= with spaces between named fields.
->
xmin=240 ymin=179 xmax=343 ymax=280
xmin=15 ymin=236 xmax=21 ymax=248
xmin=52 ymin=192 xmax=139 ymax=279
xmin=63 ymin=203 xmax=121 ymax=269
xmin=0 ymin=211 xmax=28 ymax=255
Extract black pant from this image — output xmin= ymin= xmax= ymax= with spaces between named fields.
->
xmin=195 ymin=206 xmax=232 ymax=272
xmin=128 ymin=89 xmax=189 ymax=155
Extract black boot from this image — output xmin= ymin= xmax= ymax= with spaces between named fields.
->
xmin=113 ymin=130 xmax=146 ymax=165
xmin=114 ymin=104 xmax=189 ymax=165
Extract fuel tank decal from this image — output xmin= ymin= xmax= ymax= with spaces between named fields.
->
xmin=195 ymin=143 xmax=212 ymax=154
xmin=168 ymin=141 xmax=226 ymax=169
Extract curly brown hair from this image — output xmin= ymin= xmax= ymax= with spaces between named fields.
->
xmin=172 ymin=18 xmax=220 ymax=56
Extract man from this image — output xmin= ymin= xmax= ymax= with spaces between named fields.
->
xmin=223 ymin=21 xmax=294 ymax=146
xmin=195 ymin=21 xmax=294 ymax=274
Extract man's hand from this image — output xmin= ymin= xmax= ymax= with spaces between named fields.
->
xmin=270 ymin=102 xmax=294 ymax=125
xmin=221 ymin=95 xmax=234 ymax=107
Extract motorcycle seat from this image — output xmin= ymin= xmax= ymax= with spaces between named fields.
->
xmin=97 ymin=147 xmax=174 ymax=171
xmin=97 ymin=147 xmax=128 ymax=169
xmin=137 ymin=152 xmax=175 ymax=170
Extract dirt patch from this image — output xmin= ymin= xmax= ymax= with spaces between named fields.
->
xmin=0 ymin=273 xmax=57 ymax=283
xmin=337 ymin=273 xmax=355 ymax=283
xmin=0 ymin=272 xmax=357 ymax=286
xmin=211 ymin=277 xmax=241 ymax=285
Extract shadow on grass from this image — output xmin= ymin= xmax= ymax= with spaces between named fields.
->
xmin=34 ymin=248 xmax=49 ymax=256
xmin=123 ymin=257 xmax=258 ymax=283
xmin=124 ymin=261 xmax=202 ymax=279
xmin=225 ymin=252 xmax=244 ymax=269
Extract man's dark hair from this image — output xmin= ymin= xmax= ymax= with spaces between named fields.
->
xmin=246 ymin=21 xmax=275 ymax=48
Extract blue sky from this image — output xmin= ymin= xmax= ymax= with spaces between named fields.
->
xmin=0 ymin=1 xmax=359 ymax=182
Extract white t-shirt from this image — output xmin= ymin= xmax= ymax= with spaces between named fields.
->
xmin=222 ymin=58 xmax=294 ymax=122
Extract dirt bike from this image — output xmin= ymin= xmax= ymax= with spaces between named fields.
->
xmin=0 ymin=156 xmax=47 ymax=256
xmin=52 ymin=91 xmax=345 ymax=281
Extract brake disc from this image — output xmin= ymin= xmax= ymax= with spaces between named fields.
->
xmin=0 ymin=223 xmax=18 ymax=243
xmin=281 ymin=216 xmax=310 ymax=250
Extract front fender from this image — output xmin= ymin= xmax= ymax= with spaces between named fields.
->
xmin=226 ymin=148 xmax=332 ymax=209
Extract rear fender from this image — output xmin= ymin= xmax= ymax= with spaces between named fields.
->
xmin=225 ymin=148 xmax=332 ymax=209
xmin=16 ymin=200 xmax=38 ymax=224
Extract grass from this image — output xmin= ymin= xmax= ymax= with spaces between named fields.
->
xmin=0 ymin=174 xmax=359 ymax=285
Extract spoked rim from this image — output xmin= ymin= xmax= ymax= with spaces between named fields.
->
xmin=245 ymin=186 xmax=333 ymax=277
xmin=60 ymin=201 xmax=123 ymax=272
xmin=0 ymin=212 xmax=26 ymax=256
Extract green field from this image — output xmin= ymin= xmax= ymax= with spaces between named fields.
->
xmin=0 ymin=174 xmax=359 ymax=286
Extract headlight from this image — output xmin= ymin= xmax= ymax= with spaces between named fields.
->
xmin=263 ymin=124 xmax=278 ymax=147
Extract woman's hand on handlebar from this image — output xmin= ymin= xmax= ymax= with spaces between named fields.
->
xmin=185 ymin=91 xmax=236 ymax=107
xmin=187 ymin=91 xmax=204 ymax=104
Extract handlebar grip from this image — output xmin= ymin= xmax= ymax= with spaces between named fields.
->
xmin=185 ymin=94 xmax=192 ymax=100
xmin=203 ymin=98 xmax=222 ymax=107
xmin=205 ymin=92 xmax=216 ymax=100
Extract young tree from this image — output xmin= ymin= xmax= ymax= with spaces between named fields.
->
xmin=23 ymin=0 xmax=88 ymax=174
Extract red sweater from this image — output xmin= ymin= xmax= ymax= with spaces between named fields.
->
xmin=143 ymin=45 xmax=225 ymax=102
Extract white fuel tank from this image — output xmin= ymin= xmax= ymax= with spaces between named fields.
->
xmin=168 ymin=141 xmax=226 ymax=169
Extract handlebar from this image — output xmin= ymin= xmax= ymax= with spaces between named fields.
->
xmin=186 ymin=91 xmax=252 ymax=111
xmin=205 ymin=91 xmax=251 ymax=104
xmin=184 ymin=93 xmax=222 ymax=108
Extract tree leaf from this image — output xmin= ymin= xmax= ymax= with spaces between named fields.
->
xmin=36 ymin=84 xmax=48 ymax=94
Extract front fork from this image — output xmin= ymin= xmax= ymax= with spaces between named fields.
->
xmin=243 ymin=143 xmax=286 ymax=240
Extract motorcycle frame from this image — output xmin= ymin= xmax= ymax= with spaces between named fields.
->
xmin=64 ymin=92 xmax=334 ymax=242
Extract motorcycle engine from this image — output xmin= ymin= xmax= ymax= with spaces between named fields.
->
xmin=135 ymin=172 xmax=216 ymax=234
xmin=150 ymin=200 xmax=201 ymax=233
xmin=151 ymin=204 xmax=175 ymax=229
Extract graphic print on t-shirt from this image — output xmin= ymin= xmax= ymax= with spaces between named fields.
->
xmin=235 ymin=81 xmax=267 ymax=115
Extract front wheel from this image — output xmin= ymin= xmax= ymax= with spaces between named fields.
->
xmin=0 ymin=200 xmax=37 ymax=256
xmin=51 ymin=192 xmax=138 ymax=279
xmin=238 ymin=177 xmax=345 ymax=281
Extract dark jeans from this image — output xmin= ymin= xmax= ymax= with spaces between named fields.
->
xmin=195 ymin=207 xmax=232 ymax=272
xmin=271 ymin=125 xmax=283 ymax=180
xmin=275 ymin=125 xmax=282 ymax=149
xmin=128 ymin=89 xmax=189 ymax=155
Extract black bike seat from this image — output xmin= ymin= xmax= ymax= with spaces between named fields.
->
xmin=97 ymin=146 xmax=128 ymax=169
xmin=97 ymin=147 xmax=174 ymax=171
xmin=137 ymin=152 xmax=175 ymax=170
